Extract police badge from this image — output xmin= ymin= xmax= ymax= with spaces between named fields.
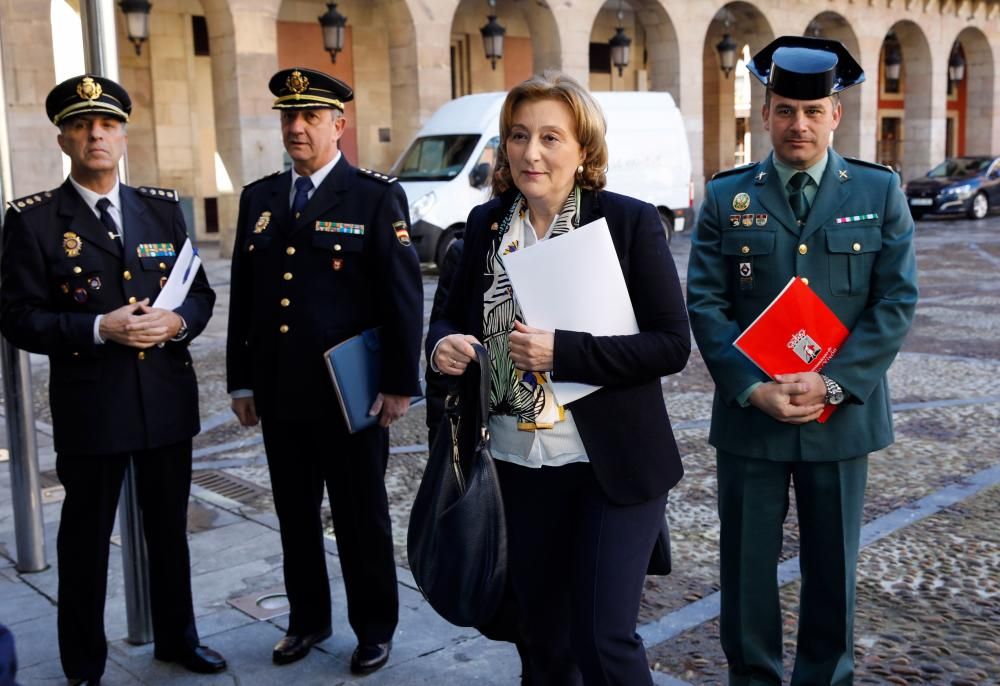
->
xmin=63 ymin=232 xmax=82 ymax=257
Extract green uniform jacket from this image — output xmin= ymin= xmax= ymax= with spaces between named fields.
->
xmin=687 ymin=149 xmax=918 ymax=461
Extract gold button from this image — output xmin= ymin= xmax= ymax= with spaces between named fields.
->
xmin=124 ymin=270 xmax=132 ymax=280
xmin=158 ymin=262 xmax=167 ymax=270
xmin=73 ymin=266 xmax=83 ymax=274
xmin=279 ymin=324 xmax=289 ymax=333
xmin=334 ymin=244 xmax=343 ymax=252
xmin=137 ymin=351 xmax=146 ymax=360
xmin=740 ymin=245 xmax=750 ymax=255
xmin=798 ymin=244 xmax=808 ymax=255
xmin=128 ymin=296 xmax=137 ymax=304
xmin=249 ymin=244 xmax=255 ymax=252
xmin=283 ymin=272 xmax=293 ymax=281
xmin=72 ymin=351 xmax=80 ymax=357
xmin=852 ymin=242 xmax=862 ymax=252
xmin=286 ymin=246 xmax=296 ymax=255
xmin=800 ymin=277 xmax=810 ymax=286
xmin=280 ymin=298 xmax=290 ymax=307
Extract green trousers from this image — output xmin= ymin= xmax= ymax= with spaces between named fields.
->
xmin=717 ymin=452 xmax=868 ymax=686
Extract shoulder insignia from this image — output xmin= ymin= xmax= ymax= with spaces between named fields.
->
xmin=137 ymin=186 xmax=179 ymax=202
xmin=357 ymin=167 xmax=397 ymax=184
xmin=243 ymin=170 xmax=282 ymax=190
xmin=711 ymin=161 xmax=758 ymax=181
xmin=7 ymin=190 xmax=56 ymax=213
xmin=842 ymin=156 xmax=893 ymax=173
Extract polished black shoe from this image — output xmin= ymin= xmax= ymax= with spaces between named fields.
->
xmin=67 ymin=679 xmax=101 ymax=686
xmin=155 ymin=645 xmax=227 ymax=674
xmin=272 ymin=628 xmax=332 ymax=665
xmin=350 ymin=641 xmax=391 ymax=675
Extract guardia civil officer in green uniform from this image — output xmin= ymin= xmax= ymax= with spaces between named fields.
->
xmin=687 ymin=37 xmax=918 ymax=685
xmin=226 ymin=68 xmax=422 ymax=675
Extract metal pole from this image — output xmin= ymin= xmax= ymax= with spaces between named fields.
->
xmin=79 ymin=0 xmax=153 ymax=645
xmin=0 ymin=5 xmax=48 ymax=574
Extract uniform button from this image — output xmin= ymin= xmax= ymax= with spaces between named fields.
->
xmin=137 ymin=351 xmax=146 ymax=360
xmin=280 ymin=298 xmax=290 ymax=307
xmin=333 ymin=244 xmax=342 ymax=252
xmin=128 ymin=296 xmax=137 ymax=304
xmin=283 ymin=272 xmax=293 ymax=281
xmin=286 ymin=246 xmax=296 ymax=256
xmin=158 ymin=262 xmax=167 ymax=270
xmin=800 ymin=277 xmax=810 ymax=286
xmin=279 ymin=324 xmax=289 ymax=334
xmin=73 ymin=266 xmax=83 ymax=274
xmin=123 ymin=270 xmax=132 ymax=280
xmin=740 ymin=245 xmax=750 ymax=255
xmin=852 ymin=242 xmax=862 ymax=252
xmin=71 ymin=351 xmax=80 ymax=357
xmin=249 ymin=244 xmax=255 ymax=252
xmin=798 ymin=244 xmax=808 ymax=255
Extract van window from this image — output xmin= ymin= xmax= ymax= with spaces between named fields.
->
xmin=394 ymin=134 xmax=481 ymax=181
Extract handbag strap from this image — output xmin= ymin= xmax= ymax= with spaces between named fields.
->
xmin=470 ymin=343 xmax=490 ymax=441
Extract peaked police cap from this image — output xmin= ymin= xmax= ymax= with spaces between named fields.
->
xmin=46 ymin=75 xmax=131 ymax=126
xmin=269 ymin=68 xmax=353 ymax=111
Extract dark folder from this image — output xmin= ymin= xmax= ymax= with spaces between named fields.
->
xmin=323 ymin=327 xmax=381 ymax=434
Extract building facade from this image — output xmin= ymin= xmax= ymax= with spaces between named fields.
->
xmin=2 ymin=0 xmax=998 ymax=252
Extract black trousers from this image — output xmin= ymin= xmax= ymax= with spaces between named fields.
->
xmin=261 ymin=418 xmax=398 ymax=644
xmin=495 ymin=460 xmax=667 ymax=686
xmin=55 ymin=441 xmax=198 ymax=680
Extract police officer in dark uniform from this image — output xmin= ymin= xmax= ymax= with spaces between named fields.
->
xmin=687 ymin=38 xmax=918 ymax=685
xmin=0 ymin=75 xmax=224 ymax=684
xmin=226 ymin=68 xmax=422 ymax=675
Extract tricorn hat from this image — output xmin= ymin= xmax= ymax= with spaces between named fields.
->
xmin=269 ymin=68 xmax=353 ymax=112
xmin=45 ymin=75 xmax=132 ymax=126
xmin=747 ymin=36 xmax=865 ymax=100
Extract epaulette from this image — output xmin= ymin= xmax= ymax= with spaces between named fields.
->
xmin=711 ymin=161 xmax=758 ymax=180
xmin=358 ymin=167 xmax=397 ymax=184
xmin=137 ymin=186 xmax=179 ymax=202
xmin=7 ymin=189 xmax=56 ymax=213
xmin=842 ymin=156 xmax=893 ymax=173
xmin=243 ymin=170 xmax=282 ymax=190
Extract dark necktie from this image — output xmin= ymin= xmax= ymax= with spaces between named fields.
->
xmin=292 ymin=176 xmax=314 ymax=219
xmin=787 ymin=172 xmax=811 ymax=224
xmin=96 ymin=197 xmax=123 ymax=249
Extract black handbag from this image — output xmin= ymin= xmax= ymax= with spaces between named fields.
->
xmin=407 ymin=344 xmax=507 ymax=627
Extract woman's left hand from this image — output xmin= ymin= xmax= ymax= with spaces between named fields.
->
xmin=508 ymin=320 xmax=555 ymax=371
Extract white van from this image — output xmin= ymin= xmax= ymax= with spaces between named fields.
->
xmin=391 ymin=91 xmax=694 ymax=266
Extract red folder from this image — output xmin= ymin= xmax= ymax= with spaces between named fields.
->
xmin=733 ymin=277 xmax=849 ymax=423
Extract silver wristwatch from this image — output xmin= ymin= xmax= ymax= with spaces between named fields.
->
xmin=820 ymin=374 xmax=845 ymax=405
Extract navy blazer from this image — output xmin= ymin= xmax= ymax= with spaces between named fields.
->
xmin=426 ymin=189 xmax=690 ymax=505
xmin=1 ymin=180 xmax=215 ymax=456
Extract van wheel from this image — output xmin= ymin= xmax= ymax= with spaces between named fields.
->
xmin=658 ymin=208 xmax=674 ymax=244
xmin=435 ymin=226 xmax=462 ymax=268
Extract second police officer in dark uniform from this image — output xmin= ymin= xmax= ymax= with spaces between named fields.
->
xmin=226 ymin=68 xmax=422 ymax=675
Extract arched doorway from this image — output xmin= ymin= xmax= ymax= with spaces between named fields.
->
xmin=449 ymin=0 xmax=543 ymax=95
xmin=803 ymin=11 xmax=861 ymax=159
xmin=949 ymin=27 xmax=994 ymax=157
xmin=586 ymin=0 xmax=679 ymax=99
xmin=877 ymin=21 xmax=933 ymax=182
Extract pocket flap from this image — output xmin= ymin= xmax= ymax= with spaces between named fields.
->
xmin=826 ymin=226 xmax=882 ymax=254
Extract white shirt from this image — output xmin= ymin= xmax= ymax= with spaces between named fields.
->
xmin=68 ymin=176 xmax=122 ymax=345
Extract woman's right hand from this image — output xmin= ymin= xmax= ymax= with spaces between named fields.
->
xmin=434 ymin=333 xmax=482 ymax=376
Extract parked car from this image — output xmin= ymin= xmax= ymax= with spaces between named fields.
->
xmin=903 ymin=156 xmax=1000 ymax=220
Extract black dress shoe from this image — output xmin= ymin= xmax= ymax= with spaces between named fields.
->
xmin=155 ymin=645 xmax=227 ymax=674
xmin=67 ymin=679 xmax=101 ymax=686
xmin=350 ymin=641 xmax=391 ymax=675
xmin=272 ymin=628 xmax=332 ymax=665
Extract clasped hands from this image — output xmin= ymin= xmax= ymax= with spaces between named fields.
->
xmin=748 ymin=372 xmax=828 ymax=424
xmin=434 ymin=321 xmax=554 ymax=376
xmin=99 ymin=299 xmax=182 ymax=349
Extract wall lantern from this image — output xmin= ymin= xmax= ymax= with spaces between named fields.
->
xmin=480 ymin=0 xmax=506 ymax=71
xmin=715 ymin=9 xmax=737 ymax=78
xmin=608 ymin=1 xmax=632 ymax=77
xmin=948 ymin=42 xmax=965 ymax=85
xmin=884 ymin=34 xmax=902 ymax=83
xmin=318 ymin=3 xmax=348 ymax=63
xmin=118 ymin=0 xmax=152 ymax=56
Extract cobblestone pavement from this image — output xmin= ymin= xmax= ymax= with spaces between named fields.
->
xmin=2 ymin=213 xmax=999 ymax=685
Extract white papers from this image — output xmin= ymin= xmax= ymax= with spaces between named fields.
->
xmin=152 ymin=238 xmax=201 ymax=310
xmin=501 ymin=217 xmax=638 ymax=405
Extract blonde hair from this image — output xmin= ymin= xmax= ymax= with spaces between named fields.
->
xmin=493 ymin=70 xmax=608 ymax=196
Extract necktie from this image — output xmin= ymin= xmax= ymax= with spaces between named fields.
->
xmin=787 ymin=172 xmax=811 ymax=224
xmin=96 ymin=197 xmax=123 ymax=247
xmin=292 ymin=176 xmax=314 ymax=219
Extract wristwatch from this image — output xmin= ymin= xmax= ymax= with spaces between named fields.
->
xmin=820 ymin=374 xmax=845 ymax=405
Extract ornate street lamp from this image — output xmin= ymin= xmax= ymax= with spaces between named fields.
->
xmin=948 ymin=42 xmax=966 ymax=86
xmin=118 ymin=0 xmax=152 ymax=56
xmin=715 ymin=9 xmax=737 ymax=78
xmin=480 ymin=0 xmax=506 ymax=71
xmin=883 ymin=34 xmax=902 ymax=84
xmin=318 ymin=3 xmax=348 ymax=63
xmin=608 ymin=1 xmax=632 ymax=78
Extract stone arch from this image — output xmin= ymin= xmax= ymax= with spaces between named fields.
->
xmin=951 ymin=26 xmax=994 ymax=156
xmin=804 ymin=11 xmax=861 ymax=159
xmin=702 ymin=1 xmax=774 ymax=179
xmin=885 ymin=20 xmax=934 ymax=182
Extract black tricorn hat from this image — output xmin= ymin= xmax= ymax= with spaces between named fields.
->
xmin=45 ymin=75 xmax=132 ymax=126
xmin=269 ymin=68 xmax=353 ymax=111
xmin=748 ymin=36 xmax=865 ymax=100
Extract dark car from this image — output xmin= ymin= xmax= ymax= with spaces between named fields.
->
xmin=904 ymin=156 xmax=1000 ymax=220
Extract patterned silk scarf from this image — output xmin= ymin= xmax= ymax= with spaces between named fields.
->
xmin=483 ymin=187 xmax=581 ymax=431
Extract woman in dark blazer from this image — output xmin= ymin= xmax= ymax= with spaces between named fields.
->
xmin=426 ymin=71 xmax=689 ymax=685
